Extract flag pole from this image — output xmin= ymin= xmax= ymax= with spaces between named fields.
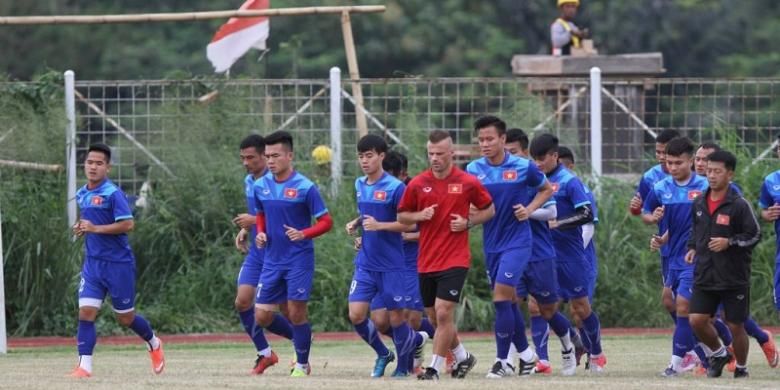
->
xmin=341 ymin=11 xmax=368 ymax=138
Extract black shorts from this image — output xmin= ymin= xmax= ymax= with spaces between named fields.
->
xmin=689 ymin=286 xmax=750 ymax=324
xmin=419 ymin=267 xmax=469 ymax=307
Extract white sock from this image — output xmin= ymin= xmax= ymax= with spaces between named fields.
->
xmin=147 ymin=336 xmax=161 ymax=351
xmin=429 ymin=354 xmax=444 ymax=373
xmin=78 ymin=355 xmax=93 ymax=373
xmin=670 ymin=355 xmax=683 ymax=372
xmin=736 ymin=364 xmax=747 ymax=370
xmin=258 ymin=347 xmax=272 ymax=358
xmin=712 ymin=346 xmax=727 ymax=358
xmin=295 ymin=362 xmax=308 ymax=370
xmin=518 ymin=347 xmax=535 ymax=363
xmin=508 ymin=342 xmax=518 ymax=361
xmin=452 ymin=343 xmax=468 ymax=362
xmin=697 ymin=342 xmax=714 ymax=357
xmin=560 ymin=332 xmax=573 ymax=351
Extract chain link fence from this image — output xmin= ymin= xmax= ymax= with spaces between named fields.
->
xmin=3 ymin=76 xmax=780 ymax=193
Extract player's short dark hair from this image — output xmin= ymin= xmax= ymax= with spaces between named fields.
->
xmin=665 ymin=136 xmax=695 ymax=158
xmin=707 ymin=150 xmax=737 ymax=171
xmin=428 ymin=130 xmax=451 ymax=144
xmin=87 ymin=143 xmax=111 ymax=162
xmin=506 ymin=128 xmax=529 ymax=150
xmin=357 ymin=134 xmax=388 ymax=154
xmin=397 ymin=151 xmax=408 ymax=170
xmin=473 ymin=115 xmax=507 ymax=136
xmin=656 ymin=129 xmax=680 ymax=144
xmin=558 ymin=146 xmax=575 ymax=163
xmin=264 ymin=131 xmax=294 ymax=152
xmin=240 ymin=134 xmax=265 ymax=154
xmin=529 ymin=133 xmax=559 ymax=159
xmin=383 ymin=150 xmax=404 ymax=177
xmin=698 ymin=141 xmax=720 ymax=152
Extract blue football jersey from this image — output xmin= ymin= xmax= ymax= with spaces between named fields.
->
xmin=244 ymin=172 xmax=266 ymax=260
xmin=253 ymin=171 xmax=328 ymax=270
xmin=403 ymin=233 xmax=420 ymax=271
xmin=637 ymin=164 xmax=670 ymax=257
xmin=643 ymin=173 xmax=708 ymax=269
xmin=354 ymin=172 xmax=406 ymax=271
xmin=466 ymin=153 xmax=546 ymax=253
xmin=548 ymin=165 xmax=591 ymax=264
xmin=76 ymin=179 xmax=134 ymax=263
xmin=759 ymin=170 xmax=780 ymax=259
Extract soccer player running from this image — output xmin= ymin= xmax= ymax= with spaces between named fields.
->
xmin=465 ymin=116 xmax=554 ymax=378
xmin=692 ymin=142 xmax=778 ymax=373
xmin=398 ymin=130 xmax=495 ymax=380
xmin=633 ymin=130 xmax=680 ymax=323
xmin=69 ymin=143 xmax=164 ymax=378
xmin=233 ymin=134 xmax=294 ymax=374
xmin=642 ymin=137 xmax=708 ymax=377
xmin=345 ymin=135 xmax=428 ymax=378
xmin=688 ymin=150 xmax=761 ymax=379
xmin=505 ymin=131 xmax=579 ymax=377
xmin=529 ymin=134 xmax=606 ymax=372
xmin=253 ymin=131 xmax=333 ymax=377
xmin=557 ymin=146 xmax=600 ymax=368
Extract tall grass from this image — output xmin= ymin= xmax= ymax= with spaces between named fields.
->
xmin=2 ymin=77 xmax=780 ymax=337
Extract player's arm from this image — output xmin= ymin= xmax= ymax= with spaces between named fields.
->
xmin=468 ymin=203 xmax=495 ymax=226
xmin=526 ymin=180 xmax=554 ymax=215
xmin=641 ymin=188 xmax=664 ymax=225
xmin=76 ymin=218 xmax=134 ymax=235
xmin=759 ymin=181 xmax=780 ymax=222
xmin=345 ymin=216 xmax=361 ymax=235
xmin=728 ymin=198 xmax=761 ymax=250
xmin=530 ymin=203 xmax=557 ymax=221
xmin=402 ymin=230 xmax=420 ymax=242
xmin=554 ymin=204 xmax=593 ymax=230
xmin=362 ymin=215 xmax=416 ymax=233
xmin=300 ymin=212 xmax=334 ymax=239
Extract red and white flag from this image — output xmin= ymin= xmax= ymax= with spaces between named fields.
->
xmin=207 ymin=0 xmax=270 ymax=73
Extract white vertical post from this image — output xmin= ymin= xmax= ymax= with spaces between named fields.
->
xmin=0 ymin=202 xmax=6 ymax=354
xmin=65 ymin=71 xmax=77 ymax=229
xmin=329 ymin=67 xmax=342 ymax=198
xmin=589 ymin=67 xmax=602 ymax=183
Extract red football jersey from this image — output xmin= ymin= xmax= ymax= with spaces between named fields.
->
xmin=398 ymin=167 xmax=493 ymax=273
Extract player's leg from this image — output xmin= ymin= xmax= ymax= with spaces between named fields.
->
xmin=235 ymin=258 xmax=275 ymax=374
xmin=369 ymin=306 xmax=392 ymax=338
xmin=688 ymin=289 xmax=727 ymax=376
xmin=348 ymin=268 xmax=393 ymax=377
xmin=417 ymin=272 xmax=442 ymax=380
xmin=441 ymin=268 xmax=475 ymax=379
xmin=107 ymin=261 xmax=164 ymax=375
xmin=531 ymin=258 xmax=575 ymax=375
xmin=563 ymin=260 xmax=604 ymax=372
xmin=742 ymin=314 xmax=778 ymax=367
xmin=286 ymin=268 xmax=315 ymax=377
xmin=722 ymin=288 xmax=750 ymax=378
xmin=661 ymin=256 xmax=677 ymax=322
xmin=255 ymin=269 xmax=294 ymax=340
xmin=384 ymin=270 xmax=427 ymax=377
xmin=70 ymin=260 xmax=103 ymax=378
xmin=666 ymin=269 xmax=696 ymax=376
xmin=487 ymin=250 xmax=528 ymax=378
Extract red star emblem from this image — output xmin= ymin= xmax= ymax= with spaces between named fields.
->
xmin=91 ymin=196 xmax=103 ymax=206
xmin=284 ymin=188 xmax=298 ymax=199
xmin=716 ymin=214 xmax=730 ymax=225
xmin=503 ymin=170 xmax=518 ymax=181
xmin=688 ymin=190 xmax=702 ymax=200
xmin=448 ymin=184 xmax=463 ymax=194
xmin=373 ymin=190 xmax=387 ymax=201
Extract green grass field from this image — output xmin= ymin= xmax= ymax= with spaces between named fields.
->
xmin=2 ymin=335 xmax=779 ymax=389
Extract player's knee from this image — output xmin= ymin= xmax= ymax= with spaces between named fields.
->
xmin=688 ymin=314 xmax=709 ymax=329
xmin=78 ymin=307 xmax=99 ymax=321
xmin=538 ymin=304 xmax=556 ymax=320
xmin=115 ymin=312 xmax=135 ymax=327
xmin=348 ymin=310 xmax=366 ymax=325
xmin=408 ymin=313 xmax=422 ymax=330
xmin=287 ymin=304 xmax=308 ymax=325
xmin=434 ymin=307 xmax=453 ymax=325
xmin=255 ymin=308 xmax=274 ymax=327
xmin=676 ymin=299 xmax=690 ymax=316
xmin=726 ymin=321 xmax=745 ymax=336
xmin=234 ymin=296 xmax=253 ymax=312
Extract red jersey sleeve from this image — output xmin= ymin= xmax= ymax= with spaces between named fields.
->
xmin=470 ymin=177 xmax=493 ymax=210
xmin=397 ymin=180 xmax=418 ymax=213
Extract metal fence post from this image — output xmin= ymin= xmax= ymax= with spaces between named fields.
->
xmin=329 ymin=67 xmax=342 ymax=198
xmin=589 ymin=67 xmax=603 ymax=184
xmin=65 ymin=70 xmax=77 ymax=229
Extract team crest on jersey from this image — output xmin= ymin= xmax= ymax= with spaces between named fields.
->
xmin=551 ymin=183 xmax=560 ymax=193
xmin=716 ymin=214 xmax=730 ymax=225
xmin=688 ymin=190 xmax=703 ymax=200
xmin=91 ymin=196 xmax=104 ymax=206
xmin=502 ymin=170 xmax=518 ymax=181
xmin=284 ymin=188 xmax=298 ymax=199
xmin=774 ymin=185 xmax=780 ymax=191
xmin=373 ymin=190 xmax=387 ymax=201
xmin=448 ymin=184 xmax=463 ymax=194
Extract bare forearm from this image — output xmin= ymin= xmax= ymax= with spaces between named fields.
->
xmin=469 ymin=204 xmax=495 ymax=225
xmin=93 ymin=220 xmax=134 ymax=234
xmin=398 ymin=211 xmax=421 ymax=225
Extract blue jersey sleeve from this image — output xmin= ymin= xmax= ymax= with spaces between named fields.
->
xmin=760 ymin=180 xmax=773 ymax=209
xmin=637 ymin=176 xmax=651 ymax=200
xmin=306 ymin=185 xmax=329 ymax=218
xmin=254 ymin=185 xmax=265 ymax=214
xmin=525 ymin=162 xmax=546 ymax=189
xmin=643 ymin=186 xmax=661 ymax=214
xmin=567 ymin=177 xmax=591 ymax=209
xmin=392 ymin=182 xmax=406 ymax=209
xmin=111 ymin=191 xmax=133 ymax=221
